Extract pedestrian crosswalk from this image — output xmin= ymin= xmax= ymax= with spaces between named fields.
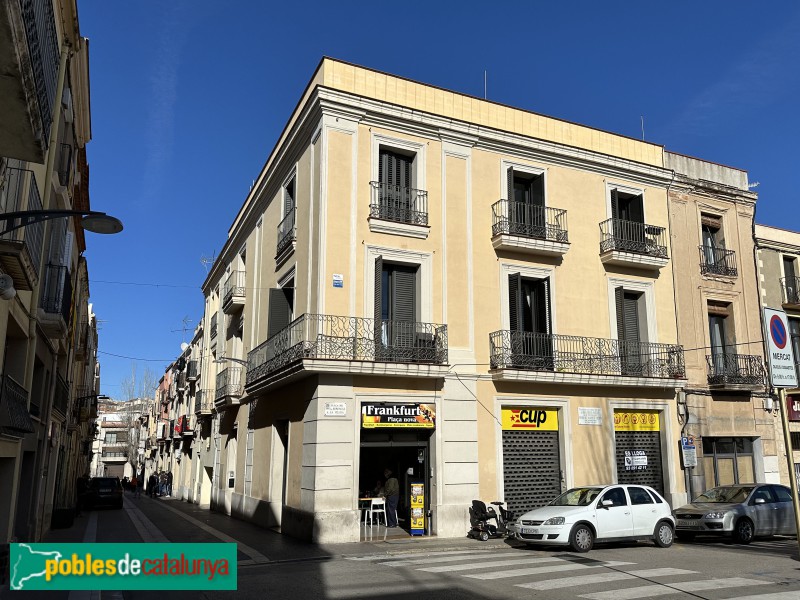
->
xmin=345 ymin=548 xmax=800 ymax=599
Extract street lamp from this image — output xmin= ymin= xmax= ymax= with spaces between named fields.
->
xmin=213 ymin=356 xmax=248 ymax=366
xmin=0 ymin=209 xmax=123 ymax=236
xmin=0 ymin=209 xmax=123 ymax=299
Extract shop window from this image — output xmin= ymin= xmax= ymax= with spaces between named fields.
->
xmin=701 ymin=437 xmax=754 ymax=489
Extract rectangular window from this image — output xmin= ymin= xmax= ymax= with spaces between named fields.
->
xmin=374 ymin=148 xmax=425 ymax=225
xmin=374 ymin=257 xmax=428 ymax=362
xmin=701 ymin=437 xmax=755 ymax=489
xmin=508 ymin=273 xmax=552 ymax=369
xmin=615 ymin=287 xmax=646 ymax=374
xmin=267 ymin=280 xmax=294 ymax=339
xmin=104 ymin=433 xmax=117 ymax=443
xmin=611 ymin=189 xmax=644 ymax=224
xmin=506 ymin=167 xmax=546 ymax=238
xmin=784 ymin=257 xmax=798 ymax=303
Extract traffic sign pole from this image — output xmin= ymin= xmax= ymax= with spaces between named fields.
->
xmin=778 ymin=388 xmax=800 ymax=554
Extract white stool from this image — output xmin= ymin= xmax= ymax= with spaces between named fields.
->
xmin=365 ymin=498 xmax=386 ymax=526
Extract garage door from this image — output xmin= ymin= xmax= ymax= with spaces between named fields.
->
xmin=502 ymin=408 xmax=561 ymax=518
xmin=614 ymin=410 xmax=663 ymax=494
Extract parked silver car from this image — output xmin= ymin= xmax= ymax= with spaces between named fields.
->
xmin=673 ymin=484 xmax=797 ymax=544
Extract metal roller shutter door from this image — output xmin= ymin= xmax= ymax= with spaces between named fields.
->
xmin=615 ymin=430 xmax=664 ymax=494
xmin=502 ymin=430 xmax=561 ymax=518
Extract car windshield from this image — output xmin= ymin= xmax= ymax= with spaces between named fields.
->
xmin=549 ymin=487 xmax=604 ymax=507
xmin=694 ymin=486 xmax=754 ymax=503
xmin=90 ymin=478 xmax=118 ymax=489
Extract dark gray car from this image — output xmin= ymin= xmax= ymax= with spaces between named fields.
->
xmin=673 ymin=484 xmax=796 ymax=544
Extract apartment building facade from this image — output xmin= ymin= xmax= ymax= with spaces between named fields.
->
xmin=0 ymin=0 xmax=102 ymax=546
xmin=180 ymin=58 xmax=732 ymax=544
xmin=755 ymin=224 xmax=800 ymax=479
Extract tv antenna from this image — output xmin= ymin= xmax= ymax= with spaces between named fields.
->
xmin=200 ymin=251 xmax=217 ymax=274
xmin=170 ymin=316 xmax=193 ymax=342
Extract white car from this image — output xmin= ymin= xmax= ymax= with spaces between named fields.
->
xmin=514 ymin=484 xmax=675 ymax=552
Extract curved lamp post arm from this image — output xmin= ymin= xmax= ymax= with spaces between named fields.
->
xmin=0 ymin=210 xmax=123 ymax=236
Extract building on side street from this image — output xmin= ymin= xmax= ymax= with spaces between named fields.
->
xmin=0 ymin=0 xmax=104 ymax=557
xmin=755 ymin=224 xmax=800 ymax=480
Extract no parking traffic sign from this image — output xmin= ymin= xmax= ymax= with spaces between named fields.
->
xmin=764 ymin=308 xmax=798 ymax=388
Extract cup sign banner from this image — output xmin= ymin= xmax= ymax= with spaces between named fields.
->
xmin=763 ymin=308 xmax=798 ymax=388
xmin=501 ymin=408 xmax=559 ymax=431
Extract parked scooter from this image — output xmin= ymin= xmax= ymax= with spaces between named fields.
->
xmin=467 ymin=500 xmax=514 ymax=541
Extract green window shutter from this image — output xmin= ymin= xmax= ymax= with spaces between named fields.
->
xmin=267 ymin=288 xmax=292 ymax=339
xmin=374 ymin=256 xmax=383 ymax=323
xmin=629 ymin=195 xmax=644 ymax=225
xmin=615 ymin=286 xmax=626 ymax=342
xmin=532 ymin=174 xmax=545 ymax=207
xmin=784 ymin=257 xmax=796 ymax=282
xmin=391 ymin=267 xmax=416 ymax=323
xmin=534 ymin=278 xmax=551 ymax=334
xmin=509 ymin=273 xmax=523 ymax=332
xmin=507 ymin=167 xmax=514 ymax=201
xmin=284 ymin=177 xmax=295 ymax=217
xmin=610 ymin=188 xmax=619 ymax=220
xmin=623 ymin=293 xmax=641 ymax=344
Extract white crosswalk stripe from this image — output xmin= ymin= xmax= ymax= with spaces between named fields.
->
xmin=345 ymin=549 xmax=487 ymax=561
xmin=578 ymin=577 xmax=770 ymax=600
xmin=383 ymin=551 xmax=525 ymax=566
xmin=516 ymin=568 xmax=697 ymax=591
xmin=418 ymin=556 xmax=566 ymax=573
xmin=464 ymin=560 xmax=634 ymax=580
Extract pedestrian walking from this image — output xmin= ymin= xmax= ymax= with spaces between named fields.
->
xmin=166 ymin=471 xmax=173 ymax=497
xmin=383 ymin=468 xmax=400 ymax=528
xmin=148 ymin=473 xmax=157 ymax=497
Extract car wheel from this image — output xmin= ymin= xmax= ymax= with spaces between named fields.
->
xmin=569 ymin=523 xmax=594 ymax=553
xmin=733 ymin=518 xmax=754 ymax=544
xmin=676 ymin=531 xmax=696 ymax=542
xmin=653 ymin=521 xmax=674 ymax=548
xmin=479 ymin=531 xmax=489 ymax=542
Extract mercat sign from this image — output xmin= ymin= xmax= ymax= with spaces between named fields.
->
xmin=764 ymin=308 xmax=798 ymax=388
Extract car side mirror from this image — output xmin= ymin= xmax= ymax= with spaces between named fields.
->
xmin=754 ymin=498 xmax=765 ymax=504
xmin=601 ymin=499 xmax=613 ymax=508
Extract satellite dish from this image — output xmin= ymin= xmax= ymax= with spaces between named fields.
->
xmin=180 ymin=342 xmax=189 ymax=352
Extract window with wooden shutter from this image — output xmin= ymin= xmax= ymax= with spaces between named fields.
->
xmin=267 ymin=287 xmax=293 ymax=340
xmin=508 ymin=274 xmax=552 ymax=368
xmin=616 ymin=287 xmax=643 ymax=374
xmin=284 ymin=176 xmax=296 ymax=218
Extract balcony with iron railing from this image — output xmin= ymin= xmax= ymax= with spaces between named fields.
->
xmin=368 ymin=181 xmax=429 ymax=238
xmin=52 ymin=373 xmax=68 ymax=416
xmin=276 ymin=209 xmax=297 ymax=258
xmin=781 ymin=277 xmax=800 ymax=306
xmin=222 ymin=270 xmax=246 ymax=313
xmin=699 ymin=246 xmax=737 ymax=278
xmin=215 ymin=367 xmax=244 ymax=408
xmin=39 ymin=263 xmax=72 ymax=337
xmin=0 ymin=374 xmax=35 ymax=437
xmin=187 ymin=360 xmax=199 ymax=381
xmin=0 ymin=0 xmax=60 ymax=162
xmin=489 ymin=331 xmax=686 ymax=387
xmin=75 ymin=320 xmax=89 ymax=359
xmin=57 ymin=142 xmax=72 ymax=187
xmin=706 ymin=353 xmax=764 ymax=390
xmin=210 ymin=314 xmax=218 ymax=340
xmin=0 ymin=166 xmax=45 ymax=290
xmin=194 ymin=389 xmax=214 ymax=416
xmin=491 ymin=200 xmax=569 ymax=256
xmin=246 ymin=314 xmax=449 ymax=393
xmin=599 ymin=219 xmax=669 ymax=270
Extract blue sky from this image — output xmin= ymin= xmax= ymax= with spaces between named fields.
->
xmin=79 ymin=1 xmax=800 ymax=398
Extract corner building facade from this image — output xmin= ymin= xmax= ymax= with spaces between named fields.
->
xmin=196 ymin=58 xmax=722 ymax=543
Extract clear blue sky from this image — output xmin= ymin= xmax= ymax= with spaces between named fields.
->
xmin=79 ymin=1 xmax=800 ymax=398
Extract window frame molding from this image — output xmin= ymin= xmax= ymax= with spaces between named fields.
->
xmin=605 ymin=181 xmax=647 ymax=222
xmin=606 ymin=277 xmax=658 ymax=344
xmin=499 ymin=262 xmax=557 ymax=333
xmin=500 ymin=159 xmax=547 ymax=203
xmin=364 ymin=245 xmax=432 ymax=324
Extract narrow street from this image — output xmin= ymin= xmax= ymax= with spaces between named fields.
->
xmin=27 ymin=492 xmax=800 ymax=600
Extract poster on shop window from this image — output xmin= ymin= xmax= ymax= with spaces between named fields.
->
xmin=410 ymin=482 xmax=425 ymax=535
xmin=361 ymin=403 xmax=435 ymax=428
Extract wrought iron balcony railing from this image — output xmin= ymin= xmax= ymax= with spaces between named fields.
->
xmin=210 ymin=313 xmax=218 ymax=339
xmin=20 ymin=0 xmax=60 ymax=148
xmin=599 ymin=218 xmax=668 ymax=259
xmin=215 ymin=367 xmax=244 ymax=401
xmin=0 ymin=167 xmax=45 ymax=280
xmin=40 ymin=263 xmax=72 ymax=321
xmin=705 ymin=353 xmax=764 ymax=387
xmin=699 ymin=246 xmax=737 ymax=277
xmin=194 ymin=389 xmax=214 ymax=414
xmin=369 ymin=181 xmax=428 ymax=226
xmin=247 ymin=314 xmax=448 ymax=384
xmin=277 ymin=209 xmax=297 ymax=256
xmin=57 ymin=143 xmax=72 ymax=187
xmin=489 ymin=330 xmax=686 ymax=379
xmin=491 ymin=200 xmax=568 ymax=243
xmin=0 ymin=374 xmax=35 ymax=436
xmin=223 ymin=270 xmax=246 ymax=306
xmin=53 ymin=373 xmax=68 ymax=415
xmin=781 ymin=277 xmax=800 ymax=305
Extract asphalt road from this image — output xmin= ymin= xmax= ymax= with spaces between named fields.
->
xmin=16 ymin=493 xmax=800 ymax=600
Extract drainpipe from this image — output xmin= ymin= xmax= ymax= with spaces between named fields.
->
xmin=664 ymin=169 xmax=692 ymax=500
xmin=24 ymin=42 xmax=71 ymax=541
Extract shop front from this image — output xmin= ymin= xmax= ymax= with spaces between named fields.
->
xmin=358 ymin=402 xmax=434 ymax=535
xmin=614 ymin=409 xmax=664 ymax=494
